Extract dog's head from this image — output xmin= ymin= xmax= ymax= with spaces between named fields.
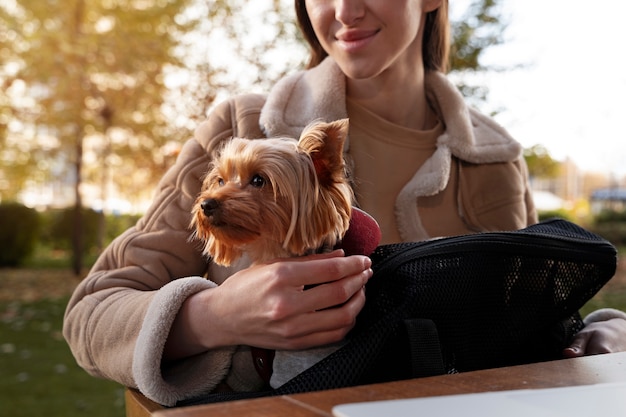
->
xmin=191 ymin=119 xmax=352 ymax=266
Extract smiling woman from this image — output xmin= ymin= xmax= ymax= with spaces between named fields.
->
xmin=61 ymin=0 xmax=626 ymax=408
xmin=305 ymin=0 xmax=429 ymax=79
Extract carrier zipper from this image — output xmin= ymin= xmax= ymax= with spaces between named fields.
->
xmin=373 ymin=230 xmax=616 ymax=278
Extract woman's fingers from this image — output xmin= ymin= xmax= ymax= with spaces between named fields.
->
xmin=197 ymin=254 xmax=372 ymax=350
xmin=260 ymin=286 xmax=367 ymax=350
xmin=269 ymin=251 xmax=372 ymax=289
xmin=297 ymin=266 xmax=371 ymax=312
xmin=563 ymin=318 xmax=626 ymax=357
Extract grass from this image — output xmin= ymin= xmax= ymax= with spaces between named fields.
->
xmin=0 ymin=297 xmax=125 ymax=417
xmin=0 ymin=247 xmax=624 ymax=417
xmin=0 ymin=263 xmax=125 ymax=417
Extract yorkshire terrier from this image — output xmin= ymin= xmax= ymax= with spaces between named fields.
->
xmin=191 ymin=119 xmax=353 ymax=267
xmin=191 ymin=118 xmax=378 ymax=389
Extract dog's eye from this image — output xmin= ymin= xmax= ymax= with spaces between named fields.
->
xmin=250 ymin=174 xmax=265 ymax=188
xmin=217 ymin=178 xmax=225 ymax=186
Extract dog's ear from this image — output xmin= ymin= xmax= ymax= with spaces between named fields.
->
xmin=298 ymin=118 xmax=349 ymax=185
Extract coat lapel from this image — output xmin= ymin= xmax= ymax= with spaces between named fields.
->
xmin=260 ymin=58 xmax=523 ymax=240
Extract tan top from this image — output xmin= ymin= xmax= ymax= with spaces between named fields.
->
xmin=347 ymin=98 xmax=443 ymax=244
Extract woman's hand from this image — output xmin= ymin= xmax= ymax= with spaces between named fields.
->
xmin=164 ymin=250 xmax=372 ymax=360
xmin=563 ymin=318 xmax=626 ymax=358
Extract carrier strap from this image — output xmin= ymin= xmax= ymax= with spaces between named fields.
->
xmin=404 ymin=318 xmax=445 ymax=378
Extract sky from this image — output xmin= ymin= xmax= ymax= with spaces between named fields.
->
xmin=468 ymin=0 xmax=626 ymax=178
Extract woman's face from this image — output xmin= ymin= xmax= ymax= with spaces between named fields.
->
xmin=305 ymin=0 xmax=439 ymax=80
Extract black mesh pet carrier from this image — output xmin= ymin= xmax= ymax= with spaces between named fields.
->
xmin=178 ymin=218 xmax=617 ymax=406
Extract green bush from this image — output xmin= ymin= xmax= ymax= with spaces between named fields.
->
xmin=594 ymin=209 xmax=626 ymax=224
xmin=589 ymin=222 xmax=626 ymax=247
xmin=537 ymin=209 xmax=576 ymax=223
xmin=587 ymin=209 xmax=626 ymax=247
xmin=0 ymin=202 xmax=40 ymax=266
xmin=40 ymin=207 xmax=101 ymax=251
xmin=38 ymin=208 xmax=140 ymax=254
xmin=104 ymin=213 xmax=141 ymax=243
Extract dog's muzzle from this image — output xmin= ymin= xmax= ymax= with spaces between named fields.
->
xmin=201 ymin=198 xmax=220 ymax=217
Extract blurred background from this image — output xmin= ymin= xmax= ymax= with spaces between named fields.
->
xmin=1 ymin=0 xmax=624 ymax=416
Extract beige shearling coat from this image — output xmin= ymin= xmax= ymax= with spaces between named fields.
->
xmin=63 ymin=58 xmax=540 ymax=406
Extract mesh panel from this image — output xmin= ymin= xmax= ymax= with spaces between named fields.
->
xmin=178 ymin=219 xmax=616 ymax=406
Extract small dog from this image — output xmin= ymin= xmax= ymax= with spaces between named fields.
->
xmin=191 ymin=119 xmax=352 ymax=267
xmin=191 ymin=119 xmax=353 ymax=388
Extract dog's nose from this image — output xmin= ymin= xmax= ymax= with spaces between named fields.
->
xmin=201 ymin=198 xmax=219 ymax=216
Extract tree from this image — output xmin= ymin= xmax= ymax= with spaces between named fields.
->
xmin=0 ymin=5 xmax=31 ymax=199
xmin=0 ymin=0 xmax=200 ymax=274
xmin=449 ymin=0 xmax=510 ymax=106
xmin=167 ymin=0 xmax=307 ymax=129
xmin=0 ymin=0 xmax=510 ymax=273
xmin=524 ymin=144 xmax=561 ymax=180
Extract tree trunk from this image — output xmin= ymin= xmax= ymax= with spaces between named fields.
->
xmin=72 ymin=132 xmax=84 ymax=276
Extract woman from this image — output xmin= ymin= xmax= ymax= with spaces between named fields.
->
xmin=63 ymin=0 xmax=626 ymax=406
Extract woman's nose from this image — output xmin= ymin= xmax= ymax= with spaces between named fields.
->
xmin=335 ymin=0 xmax=365 ymax=26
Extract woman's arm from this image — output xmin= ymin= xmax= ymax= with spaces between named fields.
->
xmin=62 ymin=136 xmax=212 ymax=388
xmin=63 ymin=96 xmax=263 ymax=403
xmin=163 ymin=251 xmax=373 ymax=360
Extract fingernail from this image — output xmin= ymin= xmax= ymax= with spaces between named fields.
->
xmin=566 ymin=346 xmax=579 ymax=355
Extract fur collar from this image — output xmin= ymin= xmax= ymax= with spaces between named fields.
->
xmin=259 ymin=57 xmax=522 ymax=241
xmin=260 ymin=57 xmax=521 ymax=164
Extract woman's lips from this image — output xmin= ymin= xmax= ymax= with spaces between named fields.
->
xmin=335 ymin=29 xmax=379 ymax=52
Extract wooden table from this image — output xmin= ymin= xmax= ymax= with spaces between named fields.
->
xmin=125 ymin=352 xmax=626 ymax=417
